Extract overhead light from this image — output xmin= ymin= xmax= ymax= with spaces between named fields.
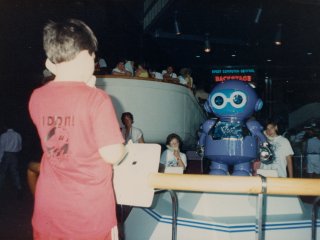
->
xmin=254 ymin=7 xmax=263 ymax=24
xmin=274 ymin=24 xmax=283 ymax=46
xmin=195 ymin=55 xmax=201 ymax=58
xmin=204 ymin=33 xmax=211 ymax=53
xmin=231 ymin=54 xmax=236 ymax=57
xmin=249 ymin=83 xmax=256 ymax=88
xmin=174 ymin=20 xmax=181 ymax=35
xmin=266 ymin=59 xmax=272 ymax=62
xmin=174 ymin=11 xmax=181 ymax=35
xmin=307 ymin=52 xmax=313 ymax=55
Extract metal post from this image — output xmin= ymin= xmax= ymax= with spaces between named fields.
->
xmin=168 ymin=190 xmax=178 ymax=240
xmin=300 ymin=154 xmax=303 ymax=178
xmin=256 ymin=175 xmax=267 ymax=240
xmin=312 ymin=196 xmax=320 ymax=240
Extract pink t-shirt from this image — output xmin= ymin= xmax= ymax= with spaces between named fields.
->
xmin=29 ymin=81 xmax=124 ymax=239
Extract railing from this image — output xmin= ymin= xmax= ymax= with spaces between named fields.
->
xmin=149 ymin=173 xmax=320 ymax=240
xmin=293 ymin=154 xmax=307 ymax=178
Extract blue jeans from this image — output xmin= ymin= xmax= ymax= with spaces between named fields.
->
xmin=0 ymin=152 xmax=21 ymax=190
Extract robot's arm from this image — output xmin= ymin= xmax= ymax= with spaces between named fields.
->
xmin=246 ymin=120 xmax=267 ymax=144
xmin=246 ymin=120 xmax=274 ymax=164
xmin=198 ymin=119 xmax=216 ymax=146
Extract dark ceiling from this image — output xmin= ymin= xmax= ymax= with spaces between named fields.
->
xmin=142 ymin=0 xmax=320 ymax=74
xmin=144 ymin=0 xmax=320 ymax=68
xmin=141 ymin=0 xmax=320 ymax=113
xmin=0 ymin=0 xmax=320 ymax=124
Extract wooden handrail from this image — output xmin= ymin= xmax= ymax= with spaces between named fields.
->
xmin=149 ymin=173 xmax=320 ymax=196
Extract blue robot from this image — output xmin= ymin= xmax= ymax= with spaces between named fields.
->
xmin=198 ymin=80 xmax=272 ymax=176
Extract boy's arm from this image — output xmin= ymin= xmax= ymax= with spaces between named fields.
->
xmin=99 ymin=144 xmax=126 ymax=165
xmin=286 ymin=155 xmax=293 ymax=178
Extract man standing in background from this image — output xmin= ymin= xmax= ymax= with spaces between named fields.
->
xmin=0 ymin=124 xmax=22 ymax=197
xmin=306 ymin=128 xmax=320 ymax=178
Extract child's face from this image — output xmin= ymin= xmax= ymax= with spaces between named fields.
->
xmin=266 ymin=124 xmax=277 ymax=137
xmin=169 ymin=138 xmax=180 ymax=149
xmin=123 ymin=115 xmax=133 ymax=127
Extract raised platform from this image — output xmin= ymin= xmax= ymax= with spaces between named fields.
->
xmin=124 ymin=191 xmax=320 ymax=240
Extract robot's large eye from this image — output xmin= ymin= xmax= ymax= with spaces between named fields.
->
xmin=230 ymin=91 xmax=247 ymax=108
xmin=215 ymin=96 xmax=224 ymax=106
xmin=211 ymin=93 xmax=227 ymax=109
xmin=233 ymin=94 xmax=243 ymax=104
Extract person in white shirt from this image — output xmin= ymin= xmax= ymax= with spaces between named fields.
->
xmin=0 ymin=126 xmax=22 ymax=193
xmin=162 ymin=66 xmax=178 ymax=82
xmin=159 ymin=133 xmax=187 ymax=173
xmin=260 ymin=122 xmax=294 ymax=177
xmin=121 ymin=112 xmax=144 ymax=143
xmin=151 ymin=71 xmax=163 ymax=80
xmin=112 ymin=61 xmax=131 ymax=76
xmin=124 ymin=60 xmax=134 ymax=76
xmin=98 ymin=57 xmax=107 ymax=69
xmin=306 ymin=129 xmax=320 ymax=177
xmin=178 ymin=68 xmax=193 ymax=88
xmin=149 ymin=67 xmax=163 ymax=80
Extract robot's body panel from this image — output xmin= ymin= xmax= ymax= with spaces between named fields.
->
xmin=204 ymin=135 xmax=258 ymax=164
xmin=209 ymin=121 xmax=250 ymax=140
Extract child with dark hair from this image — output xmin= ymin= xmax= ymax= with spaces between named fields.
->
xmin=121 ymin=112 xmax=144 ymax=143
xmin=159 ymin=133 xmax=187 ymax=173
xmin=29 ymin=19 xmax=125 ymax=240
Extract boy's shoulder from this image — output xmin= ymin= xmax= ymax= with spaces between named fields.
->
xmin=31 ymin=81 xmax=109 ymax=100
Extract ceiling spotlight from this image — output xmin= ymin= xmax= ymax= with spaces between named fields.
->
xmin=274 ymin=24 xmax=283 ymax=46
xmin=231 ymin=54 xmax=236 ymax=57
xmin=204 ymin=33 xmax=211 ymax=53
xmin=307 ymin=52 xmax=313 ymax=55
xmin=195 ymin=55 xmax=201 ymax=58
xmin=174 ymin=19 xmax=181 ymax=35
xmin=249 ymin=83 xmax=256 ymax=88
xmin=254 ymin=7 xmax=263 ymax=24
xmin=174 ymin=11 xmax=181 ymax=35
xmin=266 ymin=59 xmax=272 ymax=62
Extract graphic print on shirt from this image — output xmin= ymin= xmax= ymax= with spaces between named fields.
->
xmin=270 ymin=141 xmax=279 ymax=164
xmin=42 ymin=115 xmax=74 ymax=160
xmin=46 ymin=127 xmax=69 ymax=159
xmin=167 ymin=158 xmax=178 ymax=167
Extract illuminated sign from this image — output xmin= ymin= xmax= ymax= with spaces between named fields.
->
xmin=212 ymin=67 xmax=255 ymax=82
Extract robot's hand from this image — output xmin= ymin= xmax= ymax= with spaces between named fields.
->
xmin=259 ymin=142 xmax=274 ymax=165
xmin=196 ymin=145 xmax=204 ymax=157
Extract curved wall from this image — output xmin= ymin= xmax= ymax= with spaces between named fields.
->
xmin=96 ymin=76 xmax=207 ymax=147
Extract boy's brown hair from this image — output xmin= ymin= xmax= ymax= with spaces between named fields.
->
xmin=43 ymin=19 xmax=98 ymax=64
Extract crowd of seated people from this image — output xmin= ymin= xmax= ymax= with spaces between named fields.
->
xmin=94 ymin=58 xmax=194 ymax=88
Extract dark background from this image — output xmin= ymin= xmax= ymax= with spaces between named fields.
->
xmin=0 ymin=0 xmax=319 ymax=155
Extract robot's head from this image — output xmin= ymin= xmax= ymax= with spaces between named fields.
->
xmin=204 ymin=80 xmax=263 ymax=120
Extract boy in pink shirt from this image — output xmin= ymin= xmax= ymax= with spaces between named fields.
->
xmin=29 ymin=19 xmax=125 ymax=240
